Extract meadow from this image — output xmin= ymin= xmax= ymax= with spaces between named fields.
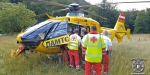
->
xmin=0 ymin=34 xmax=150 ymax=75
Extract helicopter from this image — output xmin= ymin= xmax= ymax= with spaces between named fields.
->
xmin=10 ymin=0 xmax=131 ymax=62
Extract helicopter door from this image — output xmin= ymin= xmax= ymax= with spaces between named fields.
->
xmin=43 ymin=20 xmax=69 ymax=47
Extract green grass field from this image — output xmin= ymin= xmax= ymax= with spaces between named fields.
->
xmin=0 ymin=34 xmax=150 ymax=75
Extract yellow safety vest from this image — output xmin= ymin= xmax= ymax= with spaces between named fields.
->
xmin=67 ymin=34 xmax=81 ymax=50
xmin=82 ymin=34 xmax=106 ymax=63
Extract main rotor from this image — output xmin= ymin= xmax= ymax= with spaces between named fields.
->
xmin=24 ymin=0 xmax=107 ymax=20
xmin=68 ymin=3 xmax=80 ymax=11
xmin=24 ymin=0 xmax=150 ymax=20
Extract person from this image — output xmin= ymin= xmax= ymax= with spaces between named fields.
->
xmin=81 ymin=27 xmax=88 ymax=39
xmin=61 ymin=44 xmax=69 ymax=63
xmin=68 ymin=31 xmax=72 ymax=36
xmin=67 ymin=29 xmax=81 ymax=71
xmin=82 ymin=25 xmax=106 ymax=75
xmin=81 ymin=28 xmax=88 ymax=69
xmin=102 ymin=30 xmax=112 ymax=75
xmin=61 ymin=31 xmax=73 ymax=63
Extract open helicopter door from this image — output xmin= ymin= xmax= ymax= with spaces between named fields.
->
xmin=43 ymin=20 xmax=69 ymax=47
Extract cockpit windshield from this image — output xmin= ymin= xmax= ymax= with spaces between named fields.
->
xmin=24 ymin=20 xmax=51 ymax=33
xmin=66 ymin=12 xmax=84 ymax=17
xmin=22 ymin=20 xmax=59 ymax=39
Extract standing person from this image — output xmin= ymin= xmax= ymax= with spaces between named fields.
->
xmin=67 ymin=29 xmax=81 ymax=71
xmin=81 ymin=28 xmax=88 ymax=69
xmin=61 ymin=31 xmax=72 ymax=63
xmin=81 ymin=27 xmax=88 ymax=39
xmin=82 ymin=25 xmax=106 ymax=75
xmin=102 ymin=30 xmax=112 ymax=75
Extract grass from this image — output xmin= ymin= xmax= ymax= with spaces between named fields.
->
xmin=0 ymin=34 xmax=150 ymax=75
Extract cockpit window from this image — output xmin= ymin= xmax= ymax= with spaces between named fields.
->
xmin=45 ymin=21 xmax=68 ymax=39
xmin=22 ymin=20 xmax=58 ymax=40
xmin=24 ymin=20 xmax=50 ymax=32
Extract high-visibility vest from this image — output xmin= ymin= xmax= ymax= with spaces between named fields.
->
xmin=82 ymin=34 xmax=106 ymax=63
xmin=67 ymin=34 xmax=81 ymax=50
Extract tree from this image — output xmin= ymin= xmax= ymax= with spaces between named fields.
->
xmin=134 ymin=10 xmax=149 ymax=33
xmin=123 ymin=9 xmax=138 ymax=33
xmin=0 ymin=2 xmax=37 ymax=33
xmin=0 ymin=0 xmax=9 ymax=2
xmin=87 ymin=0 xmax=119 ymax=28
xmin=10 ymin=0 xmax=23 ymax=3
xmin=145 ymin=8 xmax=150 ymax=33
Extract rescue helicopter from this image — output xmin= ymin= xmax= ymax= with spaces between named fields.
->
xmin=10 ymin=0 xmax=131 ymax=61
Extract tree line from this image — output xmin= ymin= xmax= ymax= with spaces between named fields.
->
xmin=0 ymin=0 xmax=150 ymax=34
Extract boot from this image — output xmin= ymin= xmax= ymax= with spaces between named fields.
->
xmin=104 ymin=72 xmax=108 ymax=75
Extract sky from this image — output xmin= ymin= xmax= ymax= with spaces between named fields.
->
xmin=85 ymin=0 xmax=150 ymax=11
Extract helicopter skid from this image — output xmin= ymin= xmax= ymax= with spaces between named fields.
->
xmin=10 ymin=49 xmax=22 ymax=57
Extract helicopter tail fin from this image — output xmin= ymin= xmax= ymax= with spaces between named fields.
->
xmin=114 ymin=13 xmax=130 ymax=42
xmin=46 ymin=13 xmax=54 ymax=19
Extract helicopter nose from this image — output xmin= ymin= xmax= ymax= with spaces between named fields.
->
xmin=17 ymin=34 xmax=23 ymax=43
xmin=18 ymin=34 xmax=41 ymax=49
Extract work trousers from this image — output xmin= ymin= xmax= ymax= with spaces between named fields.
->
xmin=82 ymin=48 xmax=86 ymax=61
xmin=84 ymin=61 xmax=102 ymax=75
xmin=103 ymin=52 xmax=109 ymax=72
xmin=68 ymin=50 xmax=80 ymax=68
xmin=62 ymin=50 xmax=69 ymax=63
xmin=82 ymin=49 xmax=85 ymax=69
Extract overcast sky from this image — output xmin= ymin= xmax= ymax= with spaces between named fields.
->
xmin=85 ymin=0 xmax=150 ymax=11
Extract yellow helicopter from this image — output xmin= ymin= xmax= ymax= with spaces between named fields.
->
xmin=10 ymin=0 xmax=130 ymax=59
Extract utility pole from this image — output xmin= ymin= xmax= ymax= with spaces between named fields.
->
xmin=102 ymin=0 xmax=106 ymax=9
xmin=82 ymin=0 xmax=85 ymax=5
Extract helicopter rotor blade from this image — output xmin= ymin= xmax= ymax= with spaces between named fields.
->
xmin=24 ymin=0 xmax=68 ymax=8
xmin=52 ymin=8 xmax=70 ymax=14
xmin=80 ymin=9 xmax=107 ymax=20
xmin=31 ymin=13 xmax=48 ymax=18
xmin=80 ymin=4 xmax=100 ymax=10
xmin=30 ymin=8 xmax=70 ymax=18
xmin=80 ymin=5 xmax=93 ymax=9
xmin=110 ymin=1 xmax=150 ymax=4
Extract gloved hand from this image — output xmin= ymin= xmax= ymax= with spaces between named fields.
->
xmin=110 ymin=53 xmax=112 ymax=57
